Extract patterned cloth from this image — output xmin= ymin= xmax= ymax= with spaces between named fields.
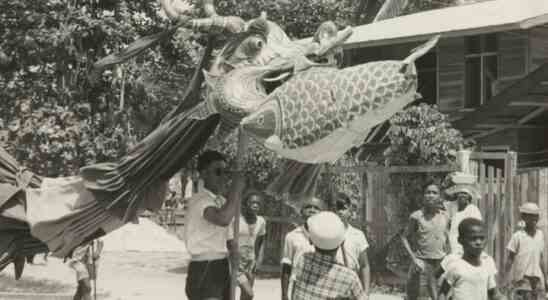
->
xmin=290 ymin=251 xmax=366 ymax=300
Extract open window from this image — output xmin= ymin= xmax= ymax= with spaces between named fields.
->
xmin=465 ymin=34 xmax=498 ymax=108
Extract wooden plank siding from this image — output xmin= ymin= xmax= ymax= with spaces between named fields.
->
xmin=438 ymin=37 xmax=466 ymax=112
xmin=498 ymin=30 xmax=529 ymax=79
xmin=529 ymin=25 xmax=548 ymax=71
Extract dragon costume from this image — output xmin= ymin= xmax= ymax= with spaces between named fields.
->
xmin=0 ymin=0 xmax=438 ymax=278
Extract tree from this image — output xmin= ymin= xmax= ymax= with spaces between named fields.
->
xmin=0 ymin=0 xmax=199 ymax=176
xmin=384 ymin=103 xmax=463 ymax=166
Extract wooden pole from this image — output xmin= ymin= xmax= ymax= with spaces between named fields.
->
xmin=231 ymin=128 xmax=248 ymax=300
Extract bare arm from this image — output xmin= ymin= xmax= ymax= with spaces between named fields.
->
xmin=281 ymin=263 xmax=292 ymax=300
xmin=203 ymin=173 xmax=246 ymax=227
xmin=502 ymin=251 xmax=515 ymax=286
xmin=227 ymin=239 xmax=238 ymax=269
xmin=358 ymin=249 xmax=370 ymax=294
xmin=401 ymin=218 xmax=424 ymax=271
xmin=255 ymin=234 xmax=265 ymax=261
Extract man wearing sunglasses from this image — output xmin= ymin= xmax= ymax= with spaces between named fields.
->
xmin=184 ymin=150 xmax=246 ymax=300
xmin=280 ymin=196 xmax=325 ymax=300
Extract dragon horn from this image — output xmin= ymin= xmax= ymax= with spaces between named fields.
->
xmin=403 ymin=35 xmax=440 ymax=65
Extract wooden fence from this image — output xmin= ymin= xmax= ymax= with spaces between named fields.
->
xmin=513 ymin=167 xmax=548 ymax=271
xmin=147 ymin=153 xmax=548 ymax=276
xmin=457 ymin=152 xmax=548 ymax=273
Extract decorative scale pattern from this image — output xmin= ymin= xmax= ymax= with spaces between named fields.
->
xmin=271 ymin=60 xmax=415 ymax=149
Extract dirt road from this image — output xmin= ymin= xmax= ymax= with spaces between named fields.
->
xmin=1 ymin=251 xmax=403 ymax=300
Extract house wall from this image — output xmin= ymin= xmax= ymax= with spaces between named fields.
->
xmin=345 ymin=26 xmax=548 ymax=167
xmin=474 ymin=128 xmax=519 ymax=150
xmin=530 ymin=25 xmax=548 ymax=71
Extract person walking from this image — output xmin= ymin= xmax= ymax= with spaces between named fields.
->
xmin=504 ymin=202 xmax=547 ymax=300
xmin=228 ymin=190 xmax=267 ymax=300
xmin=68 ymin=239 xmax=103 ymax=300
xmin=288 ymin=211 xmax=367 ymax=300
xmin=438 ymin=218 xmax=506 ymax=300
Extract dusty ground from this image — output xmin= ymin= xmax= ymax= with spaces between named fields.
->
xmin=0 ymin=251 xmax=404 ymax=300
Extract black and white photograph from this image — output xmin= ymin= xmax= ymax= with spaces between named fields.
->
xmin=0 ymin=0 xmax=547 ymax=299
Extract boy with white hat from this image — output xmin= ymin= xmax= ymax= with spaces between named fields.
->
xmin=288 ymin=212 xmax=367 ymax=300
xmin=504 ymin=202 xmax=547 ymax=300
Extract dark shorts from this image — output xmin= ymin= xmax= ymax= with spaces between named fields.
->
xmin=185 ymin=258 xmax=230 ymax=300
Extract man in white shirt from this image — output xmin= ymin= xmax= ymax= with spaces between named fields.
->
xmin=280 ymin=196 xmax=325 ymax=300
xmin=184 ymin=150 xmax=245 ymax=300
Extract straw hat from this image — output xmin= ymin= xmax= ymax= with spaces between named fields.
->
xmin=519 ymin=202 xmax=540 ymax=215
xmin=306 ymin=211 xmax=346 ymax=250
xmin=445 ymin=184 xmax=481 ymax=201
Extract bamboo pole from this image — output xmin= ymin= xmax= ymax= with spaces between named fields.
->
xmin=231 ymin=128 xmax=248 ymax=300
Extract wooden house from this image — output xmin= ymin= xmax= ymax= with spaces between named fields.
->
xmin=337 ymin=0 xmax=548 ymax=168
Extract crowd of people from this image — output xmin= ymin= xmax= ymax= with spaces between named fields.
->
xmin=177 ymin=149 xmax=546 ymax=300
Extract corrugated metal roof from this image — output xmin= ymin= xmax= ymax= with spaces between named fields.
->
xmin=319 ymin=0 xmax=548 ymax=49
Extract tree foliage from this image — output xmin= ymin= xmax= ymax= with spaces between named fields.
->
xmin=0 ymin=0 xmax=460 ymax=179
xmin=0 ymin=0 xmax=199 ymax=176
xmin=384 ymin=103 xmax=464 ymax=166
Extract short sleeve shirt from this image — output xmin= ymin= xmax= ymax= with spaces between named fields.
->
xmin=336 ymin=225 xmax=369 ymax=272
xmin=183 ymin=188 xmax=231 ymax=258
xmin=506 ymin=229 xmax=545 ymax=282
xmin=449 ymin=204 xmax=483 ymax=254
xmin=281 ymin=226 xmax=314 ymax=266
xmin=410 ymin=209 xmax=449 ymax=259
xmin=444 ymin=254 xmax=497 ymax=300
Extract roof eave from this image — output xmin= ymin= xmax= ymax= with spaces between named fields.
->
xmin=341 ymin=13 xmax=548 ymax=50
xmin=342 ymin=21 xmax=541 ymax=50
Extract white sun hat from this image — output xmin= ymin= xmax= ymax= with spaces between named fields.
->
xmin=519 ymin=202 xmax=540 ymax=215
xmin=445 ymin=184 xmax=481 ymax=201
xmin=306 ymin=211 xmax=346 ymax=250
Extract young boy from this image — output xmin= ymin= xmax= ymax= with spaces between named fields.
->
xmin=439 ymin=218 xmax=506 ymax=300
xmin=402 ymin=183 xmax=450 ymax=300
xmin=504 ymin=202 xmax=547 ymax=300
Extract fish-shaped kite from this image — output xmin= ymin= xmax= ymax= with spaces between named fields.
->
xmin=241 ymin=35 xmax=439 ymax=164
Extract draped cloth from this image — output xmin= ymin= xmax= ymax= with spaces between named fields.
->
xmin=266 ymin=160 xmax=324 ymax=199
xmin=0 ymin=148 xmax=47 ymax=275
xmin=0 ymin=42 xmax=220 ymax=277
xmin=81 ymin=109 xmax=220 ymax=222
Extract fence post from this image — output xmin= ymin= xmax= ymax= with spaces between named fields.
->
xmin=456 ymin=150 xmax=472 ymax=174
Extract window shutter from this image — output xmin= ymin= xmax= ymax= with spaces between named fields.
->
xmin=438 ymin=37 xmax=465 ymax=112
